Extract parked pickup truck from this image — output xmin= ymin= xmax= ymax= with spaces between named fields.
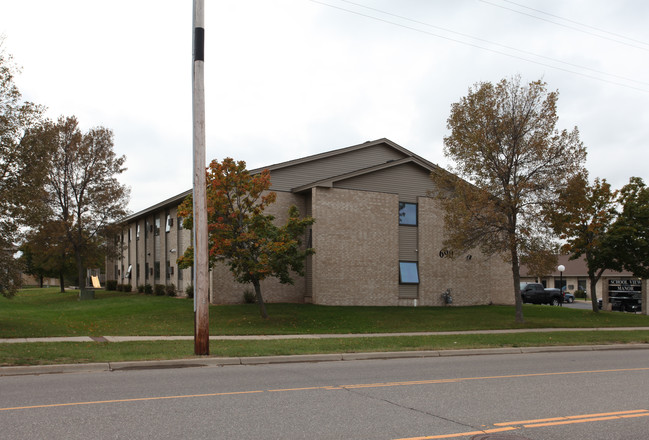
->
xmin=520 ymin=283 xmax=564 ymax=306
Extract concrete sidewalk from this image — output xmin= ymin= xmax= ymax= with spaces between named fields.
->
xmin=2 ymin=327 xmax=649 ymax=376
xmin=2 ymin=326 xmax=649 ymax=344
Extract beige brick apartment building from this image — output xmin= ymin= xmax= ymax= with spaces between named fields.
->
xmin=106 ymin=139 xmax=513 ymax=306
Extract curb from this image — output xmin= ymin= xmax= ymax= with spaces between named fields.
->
xmin=3 ymin=343 xmax=648 ymax=377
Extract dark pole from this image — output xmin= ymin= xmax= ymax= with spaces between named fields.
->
xmin=558 ymin=264 xmax=565 ymax=307
xmin=193 ymin=0 xmax=209 ymax=355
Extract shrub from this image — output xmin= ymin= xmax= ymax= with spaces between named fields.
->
xmin=137 ymin=284 xmax=145 ymax=293
xmin=165 ymin=284 xmax=176 ymax=297
xmin=154 ymin=284 xmax=166 ymax=296
xmin=122 ymin=284 xmax=132 ymax=293
xmin=243 ymin=289 xmax=256 ymax=304
xmin=144 ymin=284 xmax=153 ymax=295
xmin=185 ymin=283 xmax=194 ymax=299
xmin=575 ymin=289 xmax=587 ymax=299
xmin=106 ymin=280 xmax=118 ymax=291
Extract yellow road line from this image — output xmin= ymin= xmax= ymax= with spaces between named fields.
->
xmin=2 ymin=367 xmax=648 ymax=413
xmin=494 ymin=409 xmax=648 ymax=425
xmin=394 ymin=427 xmax=517 ymax=440
xmin=0 ymin=390 xmax=263 ymax=412
xmin=398 ymin=410 xmax=649 ymax=439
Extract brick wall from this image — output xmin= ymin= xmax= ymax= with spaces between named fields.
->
xmin=418 ymin=197 xmax=513 ymax=306
xmin=310 ymin=187 xmax=399 ymax=305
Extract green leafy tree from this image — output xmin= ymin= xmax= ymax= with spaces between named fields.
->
xmin=606 ymin=177 xmax=649 ymax=278
xmin=0 ymin=42 xmax=49 ymax=298
xmin=178 ymin=158 xmax=315 ymax=318
xmin=549 ymin=175 xmax=617 ymax=311
xmin=432 ymin=76 xmax=587 ymax=322
xmin=34 ymin=116 xmax=130 ymax=291
xmin=20 ymin=220 xmax=76 ymax=292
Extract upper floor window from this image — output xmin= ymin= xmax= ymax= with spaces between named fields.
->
xmin=399 ymin=202 xmax=417 ymax=226
xmin=154 ymin=217 xmax=161 ymax=236
xmin=166 ymin=212 xmax=173 ymax=233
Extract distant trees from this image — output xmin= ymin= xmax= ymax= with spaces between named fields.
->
xmin=432 ymin=76 xmax=587 ymax=323
xmin=607 ymin=177 xmax=649 ymax=279
xmin=0 ymin=43 xmax=49 ymax=298
xmin=178 ymin=158 xmax=314 ymax=318
xmin=32 ymin=116 xmax=130 ymax=291
xmin=551 ymin=176 xmax=649 ymax=311
xmin=19 ymin=220 xmax=75 ymax=292
xmin=549 ymin=176 xmax=617 ymax=312
xmin=2 ymin=41 xmax=130 ymax=296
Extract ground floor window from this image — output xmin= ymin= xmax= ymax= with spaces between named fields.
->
xmin=578 ymin=279 xmax=587 ymax=291
xmin=399 ymin=261 xmax=419 ymax=284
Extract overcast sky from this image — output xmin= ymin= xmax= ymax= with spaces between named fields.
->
xmin=2 ymin=0 xmax=648 ymax=213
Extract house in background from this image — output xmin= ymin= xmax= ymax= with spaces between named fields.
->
xmin=521 ymin=255 xmax=646 ymax=310
xmin=106 ymin=138 xmax=513 ymax=307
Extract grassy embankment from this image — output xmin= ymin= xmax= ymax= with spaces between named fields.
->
xmin=1 ymin=287 xmax=648 ymax=366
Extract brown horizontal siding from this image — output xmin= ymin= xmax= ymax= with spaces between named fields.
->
xmin=268 ymin=144 xmax=407 ymax=191
xmin=333 ymin=162 xmax=436 ymax=202
xmin=399 ymin=226 xmax=418 ymax=261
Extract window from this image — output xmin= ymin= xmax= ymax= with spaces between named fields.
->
xmin=154 ymin=261 xmax=160 ymax=279
xmin=578 ymin=279 xmax=587 ymax=291
xmin=136 ymin=224 xmax=140 ymax=240
xmin=399 ymin=202 xmax=417 ymax=226
xmin=165 ymin=212 xmax=172 ymax=233
xmin=154 ymin=217 xmax=161 ymax=236
xmin=399 ymin=261 xmax=419 ymax=284
xmin=177 ymin=216 xmax=183 ymax=230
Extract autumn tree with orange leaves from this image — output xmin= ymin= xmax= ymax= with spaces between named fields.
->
xmin=178 ymin=158 xmax=314 ymax=318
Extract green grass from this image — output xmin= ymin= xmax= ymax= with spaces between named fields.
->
xmin=3 ymin=287 xmax=649 ymax=338
xmin=3 ymin=331 xmax=649 ymax=366
xmin=1 ymin=287 xmax=649 ymax=366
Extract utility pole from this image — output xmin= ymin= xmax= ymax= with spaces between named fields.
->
xmin=192 ymin=0 xmax=209 ymax=355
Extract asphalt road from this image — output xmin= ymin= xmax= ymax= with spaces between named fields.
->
xmin=1 ymin=348 xmax=648 ymax=439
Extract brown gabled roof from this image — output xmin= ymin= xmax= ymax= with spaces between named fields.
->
xmin=521 ymin=254 xmax=635 ymax=277
xmin=291 ymin=155 xmax=439 ymax=193
xmin=249 ymin=138 xmax=438 ymax=175
xmin=123 ymin=138 xmax=439 ymax=222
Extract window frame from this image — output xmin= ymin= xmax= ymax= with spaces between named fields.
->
xmin=399 ymin=261 xmax=420 ymax=284
xmin=399 ymin=202 xmax=418 ymax=226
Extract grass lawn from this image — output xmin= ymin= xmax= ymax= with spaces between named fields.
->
xmin=1 ymin=287 xmax=649 ymax=366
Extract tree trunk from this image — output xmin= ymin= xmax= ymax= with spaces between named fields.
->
xmin=75 ymin=252 xmax=86 ymax=291
xmin=589 ymin=270 xmax=604 ymax=312
xmin=252 ymin=278 xmax=268 ymax=319
xmin=59 ymin=271 xmax=65 ymax=293
xmin=511 ymin=243 xmax=524 ymax=323
xmin=39 ymin=274 xmax=44 ymax=288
